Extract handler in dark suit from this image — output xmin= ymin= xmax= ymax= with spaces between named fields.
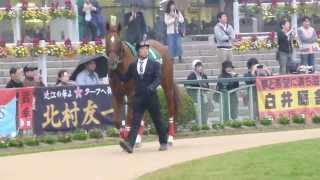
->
xmin=124 ymin=3 xmax=147 ymax=45
xmin=117 ymin=41 xmax=167 ymax=153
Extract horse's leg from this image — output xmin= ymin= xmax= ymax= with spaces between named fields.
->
xmin=162 ymin=80 xmax=176 ymax=146
xmin=135 ymin=113 xmax=146 ymax=147
xmin=112 ymin=95 xmax=125 ymax=139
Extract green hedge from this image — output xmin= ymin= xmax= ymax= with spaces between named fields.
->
xmin=145 ymin=87 xmax=196 ymax=128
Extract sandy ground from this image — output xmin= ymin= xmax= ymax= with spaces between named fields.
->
xmin=1 ymin=129 xmax=320 ymax=180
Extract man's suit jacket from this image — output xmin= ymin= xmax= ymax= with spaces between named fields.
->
xmin=118 ymin=59 xmax=161 ymax=96
xmin=124 ymin=11 xmax=147 ymax=44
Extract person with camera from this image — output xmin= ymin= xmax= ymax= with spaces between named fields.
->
xmin=277 ymin=19 xmax=296 ymax=74
xmin=214 ymin=12 xmax=235 ymax=66
xmin=164 ymin=0 xmax=184 ymax=63
xmin=297 ymin=16 xmax=318 ymax=73
xmin=243 ymin=58 xmax=271 ymax=119
xmin=244 ymin=58 xmax=272 ymax=85
xmin=216 ymin=60 xmax=239 ymax=120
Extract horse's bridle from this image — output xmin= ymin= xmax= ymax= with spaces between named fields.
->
xmin=106 ymin=39 xmax=125 ymax=64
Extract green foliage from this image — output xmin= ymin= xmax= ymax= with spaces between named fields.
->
xmin=39 ymin=135 xmax=57 ymax=144
xmin=72 ymin=130 xmax=88 ymax=141
xmin=146 ymin=87 xmax=196 ymax=128
xmin=261 ymin=117 xmax=272 ymax=126
xmin=149 ymin=127 xmax=157 ymax=135
xmin=312 ymin=116 xmax=320 ymax=124
xmin=278 ymin=117 xmax=290 ymax=125
xmin=0 ymin=139 xmax=9 ymax=148
xmin=292 ymin=116 xmax=305 ymax=124
xmin=212 ymin=123 xmax=224 ymax=129
xmin=226 ymin=121 xmax=242 ymax=128
xmin=106 ymin=128 xmax=119 ymax=137
xmin=201 ymin=125 xmax=210 ymax=131
xmin=57 ymin=134 xmax=72 ymax=143
xmin=242 ymin=120 xmax=256 ymax=127
xmin=8 ymin=138 xmax=24 ymax=148
xmin=191 ymin=124 xmax=201 ymax=132
xmin=89 ymin=129 xmax=104 ymax=139
xmin=23 ymin=137 xmax=39 ymax=146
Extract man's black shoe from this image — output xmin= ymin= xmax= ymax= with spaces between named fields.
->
xmin=159 ymin=143 xmax=168 ymax=151
xmin=120 ymin=139 xmax=133 ymax=153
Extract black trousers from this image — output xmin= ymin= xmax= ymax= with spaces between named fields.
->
xmin=127 ymin=93 xmax=167 ymax=147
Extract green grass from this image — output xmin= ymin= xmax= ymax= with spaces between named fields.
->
xmin=139 ymin=138 xmax=320 ymax=180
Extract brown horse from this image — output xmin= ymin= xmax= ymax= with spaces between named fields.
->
xmin=105 ymin=23 xmax=180 ymax=144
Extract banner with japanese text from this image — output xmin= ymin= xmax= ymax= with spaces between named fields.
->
xmin=256 ymin=74 xmax=320 ymax=122
xmin=33 ymin=85 xmax=114 ymax=135
xmin=0 ymin=89 xmax=17 ymax=137
xmin=18 ymin=88 xmax=33 ymax=130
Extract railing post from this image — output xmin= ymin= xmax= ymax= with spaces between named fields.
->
xmin=219 ymin=92 xmax=224 ymax=124
xmin=197 ymin=88 xmax=202 ymax=126
xmin=13 ymin=5 xmax=21 ymax=43
xmin=38 ymin=40 xmax=48 ymax=86
xmin=233 ymin=0 xmax=240 ymax=34
xmin=249 ymin=85 xmax=254 ymax=120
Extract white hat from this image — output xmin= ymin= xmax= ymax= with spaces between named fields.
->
xmin=192 ymin=59 xmax=203 ymax=70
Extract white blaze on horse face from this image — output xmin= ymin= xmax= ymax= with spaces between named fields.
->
xmin=110 ymin=36 xmax=115 ymax=43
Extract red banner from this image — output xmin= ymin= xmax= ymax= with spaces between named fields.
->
xmin=18 ymin=88 xmax=33 ymax=130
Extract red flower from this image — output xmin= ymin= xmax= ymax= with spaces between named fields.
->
xmin=95 ymin=37 xmax=103 ymax=46
xmin=251 ymin=35 xmax=257 ymax=42
xmin=21 ymin=0 xmax=29 ymax=11
xmin=32 ymin=37 xmax=40 ymax=47
xmin=0 ymin=39 xmax=6 ymax=48
xmin=65 ymin=0 xmax=72 ymax=10
xmin=82 ymin=37 xmax=90 ymax=45
xmin=271 ymin=0 xmax=278 ymax=7
xmin=268 ymin=31 xmax=276 ymax=41
xmin=5 ymin=0 xmax=12 ymax=12
xmin=64 ymin=38 xmax=72 ymax=48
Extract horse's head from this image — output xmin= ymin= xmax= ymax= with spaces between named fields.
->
xmin=106 ymin=23 xmax=123 ymax=70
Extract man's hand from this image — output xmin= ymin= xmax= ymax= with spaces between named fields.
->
xmin=147 ymin=86 xmax=156 ymax=94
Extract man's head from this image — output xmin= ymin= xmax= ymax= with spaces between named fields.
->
xmin=280 ymin=19 xmax=290 ymax=31
xmin=131 ymin=2 xmax=140 ymax=12
xmin=85 ymin=60 xmax=97 ymax=72
xmin=137 ymin=41 xmax=149 ymax=59
xmin=247 ymin=58 xmax=259 ymax=70
xmin=9 ymin=67 xmax=22 ymax=81
xmin=302 ymin=16 xmax=311 ymax=28
xmin=23 ymin=66 xmax=37 ymax=79
xmin=192 ymin=59 xmax=204 ymax=74
xmin=217 ymin=12 xmax=228 ymax=24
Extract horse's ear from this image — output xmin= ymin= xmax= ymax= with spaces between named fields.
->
xmin=106 ymin=23 xmax=110 ymax=32
xmin=117 ymin=23 xmax=122 ymax=34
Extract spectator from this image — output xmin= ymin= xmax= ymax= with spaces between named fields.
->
xmin=216 ymin=60 xmax=239 ymax=120
xmin=243 ymin=58 xmax=271 ymax=119
xmin=75 ymin=60 xmax=100 ymax=85
xmin=277 ymin=19 xmax=295 ymax=74
xmin=164 ymin=0 xmax=184 ymax=63
xmin=214 ymin=12 xmax=235 ymax=65
xmin=22 ymin=66 xmax=44 ymax=87
xmin=56 ymin=70 xmax=73 ymax=86
xmin=297 ymin=16 xmax=318 ymax=73
xmin=154 ymin=15 xmax=166 ymax=44
xmin=124 ymin=3 xmax=147 ymax=45
xmin=82 ymin=0 xmax=99 ymax=40
xmin=244 ymin=58 xmax=272 ymax=85
xmin=6 ymin=67 xmax=23 ymax=88
xmin=187 ymin=59 xmax=209 ymax=88
xmin=186 ymin=59 xmax=212 ymax=125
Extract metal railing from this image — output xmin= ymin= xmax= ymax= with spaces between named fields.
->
xmin=178 ymin=77 xmax=257 ymax=126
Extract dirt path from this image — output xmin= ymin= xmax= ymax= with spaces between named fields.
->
xmin=1 ymin=129 xmax=320 ymax=180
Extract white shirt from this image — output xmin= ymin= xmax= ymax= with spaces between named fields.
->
xmin=164 ymin=11 xmax=184 ymax=34
xmin=137 ymin=58 xmax=148 ymax=75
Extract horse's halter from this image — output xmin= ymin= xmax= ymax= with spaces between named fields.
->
xmin=106 ymin=35 xmax=125 ymax=68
